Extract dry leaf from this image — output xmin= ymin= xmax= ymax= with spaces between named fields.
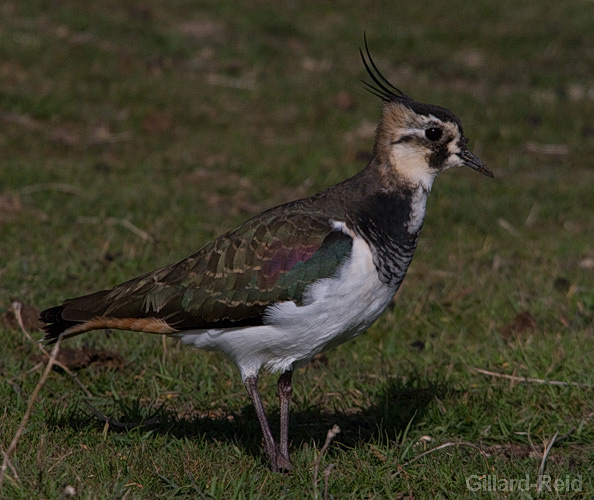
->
xmin=1 ymin=299 xmax=40 ymax=331
xmin=500 ymin=311 xmax=537 ymax=340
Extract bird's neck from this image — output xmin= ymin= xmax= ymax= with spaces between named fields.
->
xmin=372 ymin=152 xmax=437 ymax=193
xmin=301 ymin=160 xmax=431 ymax=286
xmin=345 ymin=174 xmax=429 ymax=287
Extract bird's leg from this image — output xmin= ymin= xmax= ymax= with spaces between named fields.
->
xmin=277 ymin=370 xmax=293 ymax=459
xmin=244 ymin=376 xmax=293 ymax=472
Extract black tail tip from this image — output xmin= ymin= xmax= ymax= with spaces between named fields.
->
xmin=39 ymin=305 xmax=78 ymax=344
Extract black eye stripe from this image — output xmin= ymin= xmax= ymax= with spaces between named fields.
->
xmin=390 ymin=135 xmax=416 ymax=145
xmin=390 ymin=127 xmax=452 ymax=145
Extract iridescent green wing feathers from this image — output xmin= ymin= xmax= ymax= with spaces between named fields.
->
xmin=96 ymin=211 xmax=353 ymax=331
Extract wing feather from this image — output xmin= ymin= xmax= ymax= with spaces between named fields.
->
xmin=42 ymin=209 xmax=354 ymax=340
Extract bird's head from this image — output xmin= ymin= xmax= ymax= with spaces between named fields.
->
xmin=361 ymin=38 xmax=493 ymax=190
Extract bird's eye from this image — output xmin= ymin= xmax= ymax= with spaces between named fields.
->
xmin=425 ymin=127 xmax=443 ymax=141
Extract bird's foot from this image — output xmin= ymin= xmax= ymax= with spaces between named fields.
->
xmin=268 ymin=445 xmax=293 ymax=473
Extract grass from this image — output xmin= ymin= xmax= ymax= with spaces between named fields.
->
xmin=1 ymin=0 xmax=594 ymax=498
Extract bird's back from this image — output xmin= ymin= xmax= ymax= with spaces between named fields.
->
xmin=40 ymin=163 xmax=424 ymax=355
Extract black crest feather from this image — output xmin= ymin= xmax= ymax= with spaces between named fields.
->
xmin=360 ymin=33 xmax=412 ymax=103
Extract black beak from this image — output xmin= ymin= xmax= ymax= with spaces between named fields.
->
xmin=458 ymin=149 xmax=493 ymax=178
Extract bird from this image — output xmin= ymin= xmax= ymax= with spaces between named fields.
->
xmin=39 ymin=37 xmax=493 ymax=472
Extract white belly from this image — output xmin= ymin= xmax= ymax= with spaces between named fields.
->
xmin=176 ymin=235 xmax=395 ymax=380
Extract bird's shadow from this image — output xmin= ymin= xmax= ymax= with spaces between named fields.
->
xmin=48 ymin=375 xmax=453 ymax=463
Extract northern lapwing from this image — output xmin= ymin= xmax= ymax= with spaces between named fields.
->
xmin=40 ymin=38 xmax=493 ymax=472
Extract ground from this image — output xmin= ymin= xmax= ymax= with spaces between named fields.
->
xmin=1 ymin=0 xmax=593 ymax=498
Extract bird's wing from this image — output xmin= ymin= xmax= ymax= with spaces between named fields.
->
xmin=41 ymin=210 xmax=353 ymax=340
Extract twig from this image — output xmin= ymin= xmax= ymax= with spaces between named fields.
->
xmin=515 ymin=426 xmax=539 ymax=457
xmin=47 ymin=450 xmax=74 ymax=473
xmin=5 ymin=378 xmax=23 ymax=398
xmin=497 ymin=218 xmax=520 ymax=237
xmin=322 ymin=464 xmax=335 ymax=500
xmin=19 ymin=183 xmax=85 ymax=196
xmin=526 ymin=142 xmax=569 ymax=156
xmin=517 ymin=412 xmax=594 ymax=456
xmin=0 ymin=315 xmax=62 ymax=491
xmin=12 ymin=301 xmax=93 ymax=398
xmin=395 ymin=441 xmax=489 ymax=475
xmin=0 ymin=453 xmax=18 ymax=482
xmin=36 ymin=435 xmax=46 ymax=489
xmin=0 ymin=110 xmax=41 ymax=130
xmin=555 ymin=427 xmax=576 ymax=443
xmin=77 ymin=216 xmax=155 ymax=242
xmin=471 ymin=367 xmax=590 ymax=389
xmin=7 ymin=362 xmax=45 ymax=399
xmin=525 ymin=202 xmax=540 ymax=227
xmin=536 ymin=432 xmax=558 ymax=493
xmin=206 ymin=73 xmax=256 ymax=90
xmin=82 ymin=400 xmax=160 ymax=429
xmin=312 ymin=425 xmax=340 ymax=500
xmin=12 ymin=362 xmax=45 ymax=381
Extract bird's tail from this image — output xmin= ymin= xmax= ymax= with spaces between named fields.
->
xmin=39 ymin=288 xmax=176 ymax=344
xmin=39 ymin=290 xmax=105 ymax=343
